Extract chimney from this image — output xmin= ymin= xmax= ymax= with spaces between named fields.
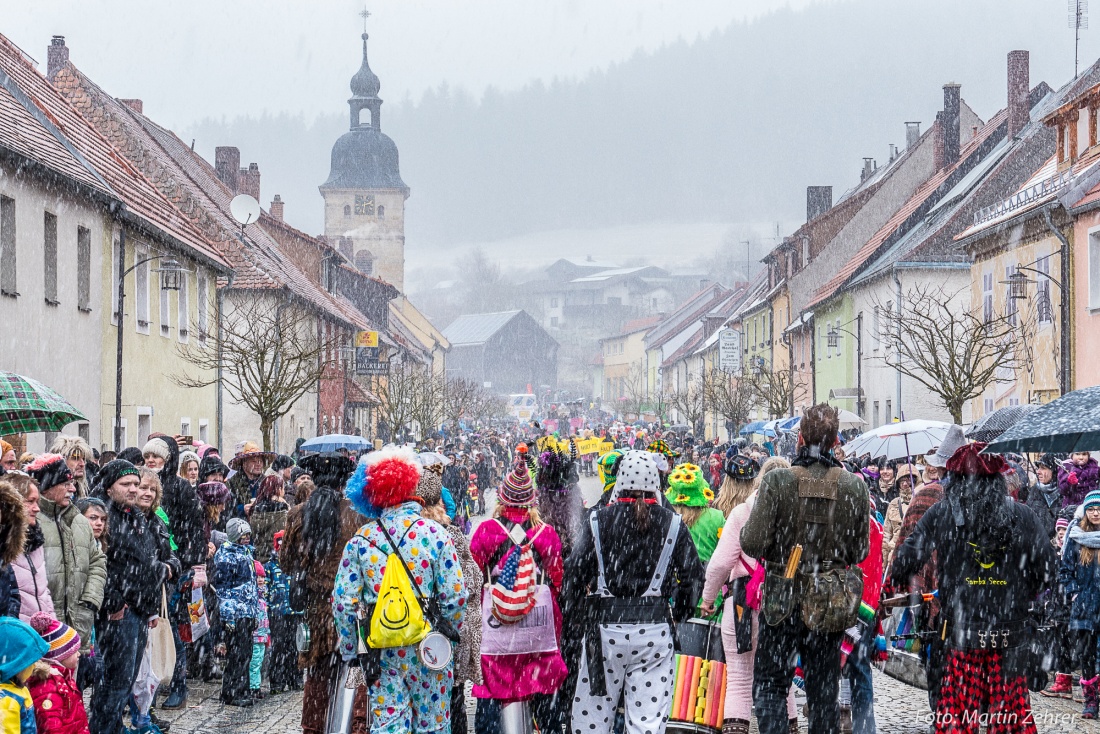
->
xmin=942 ymin=83 xmax=961 ymax=168
xmin=806 ymin=186 xmax=833 ymax=221
xmin=46 ymin=36 xmax=68 ymax=80
xmin=905 ymin=121 xmax=921 ymax=150
xmin=1007 ymin=50 xmax=1030 ymax=139
xmin=269 ymin=194 xmax=284 ymax=221
xmin=118 ymin=99 xmax=143 ymax=114
xmin=860 ymin=157 xmax=874 ymax=181
xmin=238 ymin=162 xmax=261 ymax=201
xmin=214 ymin=147 xmax=240 ymax=192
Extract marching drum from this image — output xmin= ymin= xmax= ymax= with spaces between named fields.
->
xmin=668 ymin=619 xmax=726 ymax=734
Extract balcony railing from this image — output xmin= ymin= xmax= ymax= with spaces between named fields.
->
xmin=972 ymin=170 xmax=1071 ymax=226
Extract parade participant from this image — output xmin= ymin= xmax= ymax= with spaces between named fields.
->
xmin=701 ymin=456 xmax=797 ymax=734
xmin=561 ymin=450 xmax=704 ymax=734
xmin=27 ymin=454 xmax=105 ymax=658
xmin=248 ymin=475 xmax=289 ymax=564
xmin=333 ymin=446 xmax=467 ymax=734
xmin=47 ymin=436 xmax=93 ymax=500
xmin=26 ymin=612 xmax=88 ymax=734
xmin=0 ymin=616 xmax=49 ymax=734
xmin=646 ymin=438 xmax=678 ymax=489
xmin=592 ymin=449 xmax=623 ymax=509
xmin=838 ymin=496 xmax=884 ymax=734
xmin=1059 ymin=490 xmax=1100 ymax=718
xmin=412 ymin=461 xmax=482 ymax=734
xmin=1059 ymin=451 xmax=1099 ymax=508
xmin=0 ymin=479 xmax=27 ymax=619
xmin=87 ymin=459 xmax=162 ymax=734
xmin=892 ymin=443 xmax=1057 ymax=732
xmin=715 ymin=454 xmax=760 ymax=518
xmin=1028 ymin=454 xmax=1063 ymax=539
xmin=470 ymin=460 xmax=567 ymax=733
xmin=665 ymin=462 xmax=724 ymax=563
xmin=7 ymin=474 xmax=55 ymax=621
xmin=226 ymin=441 xmax=276 ymax=519
xmin=280 ymin=452 xmax=362 ymax=734
xmin=881 ymin=463 xmax=917 ymax=566
xmin=741 ymin=403 xmax=870 ymax=734
xmin=536 ymin=440 xmax=584 ymax=558
xmin=211 ymin=519 xmax=259 ymax=707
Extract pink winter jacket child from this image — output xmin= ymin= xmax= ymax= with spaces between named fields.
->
xmin=12 ymin=546 xmax=55 ymax=623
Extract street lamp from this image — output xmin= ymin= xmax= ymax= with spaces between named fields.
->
xmin=113 ymin=233 xmax=188 ymax=450
xmin=827 ymin=313 xmax=864 ymax=418
xmin=998 ymin=257 xmax=1068 ymax=393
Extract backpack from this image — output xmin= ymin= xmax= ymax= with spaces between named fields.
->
xmin=364 ymin=522 xmax=432 ymax=649
xmin=487 ymin=519 xmax=546 ymax=624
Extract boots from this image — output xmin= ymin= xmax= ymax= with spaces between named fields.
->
xmin=1082 ymin=677 xmax=1099 ymax=719
xmin=839 ymin=704 xmax=853 ymax=733
xmin=722 ymin=719 xmax=750 ymax=734
xmin=789 ymin=717 xmax=800 ymax=734
xmin=1041 ymin=672 xmax=1074 ymax=699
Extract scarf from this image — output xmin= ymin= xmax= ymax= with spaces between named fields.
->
xmin=1033 ymin=481 xmax=1060 ymax=508
xmin=24 ymin=522 xmax=44 ymax=553
xmin=1069 ymin=523 xmax=1100 ymax=550
xmin=791 ymin=445 xmax=842 ymax=470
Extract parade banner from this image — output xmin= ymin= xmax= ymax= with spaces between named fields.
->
xmin=533 ymin=436 xmax=616 ymax=456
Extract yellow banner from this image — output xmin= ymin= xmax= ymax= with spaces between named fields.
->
xmin=355 ymin=330 xmax=379 ymax=348
xmin=533 ymin=436 xmax=616 ymax=456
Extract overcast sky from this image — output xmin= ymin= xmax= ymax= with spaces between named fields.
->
xmin=5 ymin=0 xmax=826 ymax=129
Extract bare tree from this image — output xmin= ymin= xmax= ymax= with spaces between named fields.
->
xmin=705 ymin=367 xmax=755 ymax=434
xmin=747 ymin=365 xmax=805 ymax=420
xmin=376 ymin=359 xmax=431 ymax=443
xmin=617 ymin=362 xmax=650 ymax=420
xmin=665 ymin=375 xmax=707 ymax=432
xmin=443 ymin=377 xmax=482 ymax=432
xmin=469 ymin=387 xmax=509 ymax=426
xmin=410 ymin=369 xmax=447 ymax=440
xmin=175 ymin=293 xmax=338 ymax=451
xmin=876 ymin=284 xmax=1017 ymax=424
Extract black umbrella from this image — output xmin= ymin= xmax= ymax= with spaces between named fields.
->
xmin=964 ymin=403 xmax=1037 ymax=443
xmin=983 ymin=386 xmax=1100 ymax=454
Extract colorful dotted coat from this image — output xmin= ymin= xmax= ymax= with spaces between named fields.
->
xmin=332 ymin=502 xmax=467 ymax=733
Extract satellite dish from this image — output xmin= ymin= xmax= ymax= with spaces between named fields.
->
xmin=230 ymin=194 xmax=261 ymax=226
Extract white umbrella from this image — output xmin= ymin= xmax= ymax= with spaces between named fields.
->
xmin=842 ymin=419 xmax=950 ymax=461
xmin=836 ymin=409 xmax=866 ymax=430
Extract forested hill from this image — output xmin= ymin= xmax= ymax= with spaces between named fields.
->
xmin=185 ymin=0 xmax=1079 ymax=246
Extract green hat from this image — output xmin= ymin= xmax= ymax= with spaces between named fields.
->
xmin=665 ymin=462 xmax=714 ymax=507
xmin=597 ymin=450 xmax=623 ymax=493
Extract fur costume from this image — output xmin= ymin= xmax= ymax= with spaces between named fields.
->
xmin=536 ymin=439 xmax=584 ymax=559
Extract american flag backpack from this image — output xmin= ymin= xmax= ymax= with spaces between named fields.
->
xmin=489 ymin=520 xmax=546 ymax=624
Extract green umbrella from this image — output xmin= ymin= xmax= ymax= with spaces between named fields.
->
xmin=0 ymin=372 xmax=87 ymax=435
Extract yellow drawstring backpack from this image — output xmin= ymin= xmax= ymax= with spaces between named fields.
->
xmin=364 ymin=521 xmax=432 ymax=649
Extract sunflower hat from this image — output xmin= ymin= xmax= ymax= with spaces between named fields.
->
xmin=665 ymin=462 xmax=714 ymax=507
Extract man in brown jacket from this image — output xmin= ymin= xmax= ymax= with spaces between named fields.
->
xmin=741 ymin=403 xmax=869 ymax=734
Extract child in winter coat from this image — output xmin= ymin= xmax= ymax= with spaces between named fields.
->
xmin=264 ymin=532 xmax=302 ymax=694
xmin=1041 ymin=517 xmax=1076 ymax=699
xmin=250 ymin=562 xmax=270 ymax=700
xmin=210 ymin=518 xmax=260 ymax=707
xmin=1059 ymin=452 xmax=1100 ymax=508
xmin=0 ymin=616 xmax=49 ymax=734
xmin=1058 ymin=491 xmax=1100 ymax=718
xmin=27 ymin=613 xmax=88 ymax=734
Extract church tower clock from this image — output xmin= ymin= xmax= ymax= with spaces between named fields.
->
xmin=320 ymin=29 xmax=409 ymax=291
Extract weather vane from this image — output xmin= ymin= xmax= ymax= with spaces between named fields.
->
xmin=359 ymin=7 xmax=371 ymax=34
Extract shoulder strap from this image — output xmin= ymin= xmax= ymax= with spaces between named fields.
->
xmin=589 ymin=512 xmax=609 ymax=597
xmin=375 ymin=519 xmax=427 ymax=600
xmin=644 ymin=514 xmax=682 ymax=597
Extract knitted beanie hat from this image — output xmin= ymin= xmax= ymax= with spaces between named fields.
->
xmin=414 ymin=467 xmax=444 ymax=506
xmin=666 ymin=463 xmax=714 ymax=507
xmin=1084 ymin=490 xmax=1100 ymax=511
xmin=25 ymin=454 xmax=74 ymax=494
xmin=178 ymin=450 xmax=200 ymax=469
xmin=1056 ymin=517 xmax=1070 ymax=530
xmin=197 ymin=481 xmax=232 ymax=507
xmin=97 ymin=459 xmax=140 ymax=493
xmin=227 ymin=518 xmax=252 ymax=543
xmin=29 ymin=612 xmax=80 ymax=663
xmin=499 ymin=461 xmax=536 ymax=507
xmin=141 ymin=438 xmax=170 ymax=462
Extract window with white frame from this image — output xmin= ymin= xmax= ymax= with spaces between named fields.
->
xmin=180 ymin=418 xmax=191 ymax=436
xmin=1036 ymin=253 xmax=1053 ymax=325
xmin=177 ymin=272 xmax=189 ymax=341
xmin=984 ymin=397 xmax=994 ymax=415
xmin=135 ymin=245 xmax=150 ymax=333
xmin=197 ymin=273 xmax=209 ymax=343
xmin=872 ymin=306 xmax=880 ymax=351
xmin=0 ymin=196 xmax=15 ymax=297
xmin=982 ymin=271 xmax=994 ymax=329
xmin=1091 ymin=229 xmax=1100 ymax=309
xmin=198 ymin=419 xmax=209 ymax=444
xmin=835 ymin=319 xmax=842 ymax=356
xmin=43 ymin=212 xmax=58 ymax=305
xmin=77 ymin=226 xmax=91 ymax=312
xmin=160 ymin=280 xmax=171 ymax=336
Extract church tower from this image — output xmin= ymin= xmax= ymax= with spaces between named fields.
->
xmin=320 ymin=29 xmax=409 ymax=291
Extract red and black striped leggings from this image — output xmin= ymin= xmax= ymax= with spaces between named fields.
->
xmin=932 ymin=648 xmax=1036 ymax=733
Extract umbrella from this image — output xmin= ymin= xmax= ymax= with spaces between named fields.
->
xmin=842 ymin=419 xmax=950 ymax=461
xmin=983 ymin=386 xmax=1100 ymax=454
xmin=0 ymin=372 xmax=86 ymax=435
xmin=964 ymin=403 xmax=1038 ymax=443
xmin=300 ymin=433 xmax=373 ymax=453
xmin=740 ymin=420 xmax=766 ymax=436
xmin=762 ymin=419 xmax=779 ymax=437
xmin=417 ymin=451 xmax=452 ymax=467
xmin=776 ymin=416 xmax=801 ymax=432
xmin=836 ymin=409 xmax=867 ymax=430
xmin=668 ymin=424 xmax=692 ymax=433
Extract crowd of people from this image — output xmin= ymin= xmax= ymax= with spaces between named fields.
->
xmin=0 ymin=407 xmax=1091 ymax=734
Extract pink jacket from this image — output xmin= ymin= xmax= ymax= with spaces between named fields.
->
xmin=702 ymin=493 xmax=758 ymax=606
xmin=12 ymin=546 xmax=55 ymax=622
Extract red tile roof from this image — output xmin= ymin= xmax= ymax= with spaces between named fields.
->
xmin=0 ymin=34 xmax=229 ymax=270
xmin=808 ymin=109 xmax=1008 ymax=309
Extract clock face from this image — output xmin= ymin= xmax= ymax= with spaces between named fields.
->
xmin=354 ymin=194 xmax=375 ymax=216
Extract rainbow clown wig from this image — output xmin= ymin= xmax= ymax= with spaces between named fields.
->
xmin=345 ymin=445 xmax=422 ymax=518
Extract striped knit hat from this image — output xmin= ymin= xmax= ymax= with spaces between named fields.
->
xmin=1056 ymin=517 xmax=1070 ymax=531
xmin=29 ymin=612 xmax=80 ymax=663
xmin=499 ymin=461 xmax=536 ymax=508
xmin=1084 ymin=490 xmax=1100 ymax=511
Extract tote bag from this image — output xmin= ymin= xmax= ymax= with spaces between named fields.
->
xmin=149 ymin=586 xmax=177 ymax=684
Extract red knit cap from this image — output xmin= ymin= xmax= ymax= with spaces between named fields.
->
xmin=946 ymin=442 xmax=1006 ymax=477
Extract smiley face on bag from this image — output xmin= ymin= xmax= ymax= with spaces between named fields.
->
xmin=378 ymin=587 xmax=411 ymax=631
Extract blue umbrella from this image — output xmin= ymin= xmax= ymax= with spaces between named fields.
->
xmin=300 ymin=433 xmax=374 ymax=453
xmin=777 ymin=416 xmax=801 ymax=432
xmin=740 ymin=420 xmax=766 ymax=436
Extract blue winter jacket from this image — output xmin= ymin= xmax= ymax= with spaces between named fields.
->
xmin=1058 ymin=531 xmax=1100 ymax=631
xmin=210 ymin=541 xmax=259 ymax=626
